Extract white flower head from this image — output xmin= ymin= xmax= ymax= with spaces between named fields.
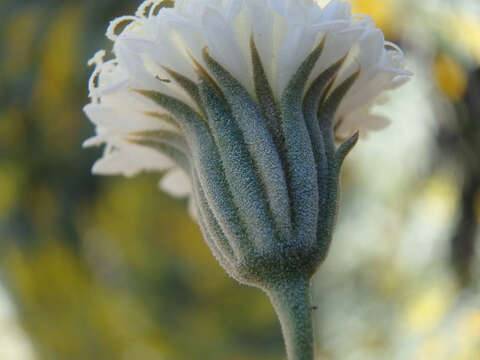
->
xmin=85 ymin=3 xmax=412 ymax=353
xmin=84 ymin=0 xmax=411 ymax=223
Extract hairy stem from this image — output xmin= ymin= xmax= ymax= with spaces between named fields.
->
xmin=266 ymin=276 xmax=314 ymax=360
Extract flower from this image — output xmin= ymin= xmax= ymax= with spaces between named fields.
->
xmin=84 ymin=2 xmax=411 ymax=357
xmin=85 ymin=0 xmax=409 ymax=207
xmin=84 ymin=0 xmax=410 ymax=283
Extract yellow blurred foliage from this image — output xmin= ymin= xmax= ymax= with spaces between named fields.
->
xmin=421 ymin=174 xmax=459 ymax=223
xmin=414 ymin=309 xmax=480 ymax=360
xmin=94 ymin=178 xmax=179 ymax=269
xmin=2 ymin=7 xmax=39 ymax=76
xmin=27 ymin=185 xmax=59 ymax=231
xmin=415 ymin=336 xmax=448 ymax=360
xmin=404 ymin=282 xmax=454 ymax=334
xmin=377 ymin=264 xmax=405 ymax=299
xmin=350 ymin=0 xmax=395 ymax=35
xmin=3 ymin=241 xmax=89 ymax=308
xmin=474 ymin=190 xmax=480 ymax=223
xmin=2 ymin=241 xmax=172 ymax=359
xmin=434 ymin=54 xmax=468 ymax=101
xmin=0 ymin=163 xmax=25 ymax=216
xmin=32 ymin=4 xmax=85 ymax=153
xmin=0 ymin=107 xmax=27 ymax=148
xmin=457 ymin=311 xmax=480 ymax=350
xmin=451 ymin=350 xmax=480 ymax=360
xmin=449 ymin=14 xmax=480 ymax=65
xmin=34 ymin=5 xmax=83 ymax=108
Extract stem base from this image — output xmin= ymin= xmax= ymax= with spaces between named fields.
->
xmin=266 ymin=276 xmax=314 ymax=360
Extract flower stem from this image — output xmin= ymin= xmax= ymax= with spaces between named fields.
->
xmin=266 ymin=276 xmax=314 ymax=360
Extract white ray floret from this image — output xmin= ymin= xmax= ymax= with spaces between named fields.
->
xmin=84 ymin=0 xmax=411 ymax=211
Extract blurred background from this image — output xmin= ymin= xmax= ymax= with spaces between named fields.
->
xmin=0 ymin=0 xmax=479 ymax=359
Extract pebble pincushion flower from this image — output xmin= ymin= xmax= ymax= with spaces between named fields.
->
xmin=84 ymin=1 xmax=410 ymax=359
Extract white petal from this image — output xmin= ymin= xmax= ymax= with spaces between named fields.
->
xmin=92 ymin=152 xmax=139 ymax=177
xmin=269 ymin=0 xmax=287 ymax=16
xmin=84 ymin=103 xmax=177 ymax=133
xmin=201 ymin=6 xmax=248 ymax=87
xmin=226 ymin=0 xmax=244 ymax=20
xmin=310 ymin=26 xmax=364 ymax=81
xmin=114 ymin=42 xmax=165 ymax=92
xmin=119 ymin=34 xmax=195 ymax=80
xmin=276 ymin=23 xmax=318 ymax=94
xmin=83 ymin=135 xmax=106 ymax=148
xmin=321 ymin=0 xmax=351 ymax=21
xmin=357 ymin=28 xmax=385 ymax=68
xmin=84 ymin=0 xmax=411 ymax=188
xmin=244 ymin=0 xmax=274 ymax=75
xmin=188 ymin=196 xmax=199 ymax=221
xmin=93 ymin=142 xmax=174 ymax=177
xmin=159 ymin=169 xmax=192 ymax=197
xmin=336 ymin=111 xmax=390 ymax=139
